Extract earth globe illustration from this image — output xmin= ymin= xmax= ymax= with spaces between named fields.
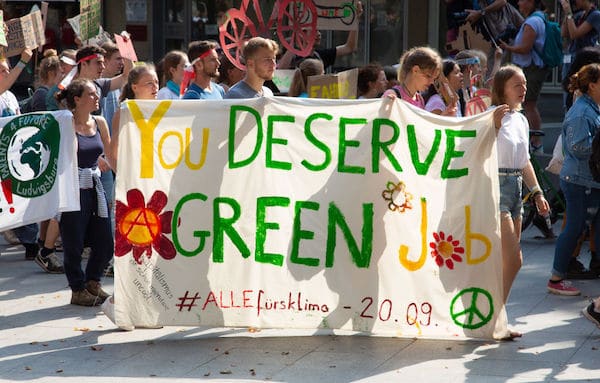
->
xmin=7 ymin=126 xmax=51 ymax=181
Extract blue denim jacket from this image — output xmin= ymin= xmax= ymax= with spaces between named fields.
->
xmin=560 ymin=93 xmax=600 ymax=188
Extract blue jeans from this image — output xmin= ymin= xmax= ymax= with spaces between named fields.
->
xmin=499 ymin=174 xmax=523 ymax=219
xmin=552 ymin=180 xmax=600 ymax=278
xmin=60 ymin=189 xmax=113 ymax=291
xmin=13 ymin=223 xmax=38 ymax=244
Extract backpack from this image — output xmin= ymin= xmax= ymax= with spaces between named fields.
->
xmin=589 ymin=132 xmax=600 ymax=182
xmin=531 ymin=11 xmax=563 ymax=68
xmin=18 ymin=87 xmax=34 ymax=114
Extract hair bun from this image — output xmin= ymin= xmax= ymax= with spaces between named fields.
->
xmin=43 ymin=49 xmax=58 ymax=58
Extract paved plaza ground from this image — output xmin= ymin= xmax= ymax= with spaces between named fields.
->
xmin=1 ymin=223 xmax=599 ymax=383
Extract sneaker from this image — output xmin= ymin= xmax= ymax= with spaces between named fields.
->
xmin=23 ymin=243 xmax=39 ymax=260
xmin=1 ymin=230 xmax=20 ymax=245
xmin=582 ymin=302 xmax=600 ymax=328
xmin=34 ymin=252 xmax=64 ymax=274
xmin=101 ymin=296 xmax=134 ymax=331
xmin=71 ymin=289 xmax=102 ymax=306
xmin=547 ymin=280 xmax=581 ymax=296
xmin=85 ymin=280 xmax=110 ymax=303
xmin=567 ymin=259 xmax=597 ymax=280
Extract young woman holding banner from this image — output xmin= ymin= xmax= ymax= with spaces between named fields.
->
xmin=491 ymin=65 xmax=549 ymax=320
xmin=55 ymin=79 xmax=113 ymax=306
xmin=103 ymin=64 xmax=159 ymax=330
xmin=382 ymin=46 xmax=442 ymax=109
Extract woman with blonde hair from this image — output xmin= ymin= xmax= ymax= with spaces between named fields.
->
xmin=287 ymin=58 xmax=324 ymax=97
xmin=382 ymin=46 xmax=442 ymax=109
xmin=30 ymin=49 xmax=61 ymax=111
xmin=491 ymin=65 xmax=549 ymax=316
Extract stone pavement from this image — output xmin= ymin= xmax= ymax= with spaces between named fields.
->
xmin=1 ymin=224 xmax=599 ymax=383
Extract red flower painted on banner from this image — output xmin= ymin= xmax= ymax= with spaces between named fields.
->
xmin=429 ymin=231 xmax=464 ymax=270
xmin=115 ymin=189 xmax=176 ymax=264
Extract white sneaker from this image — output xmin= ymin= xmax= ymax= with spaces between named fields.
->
xmin=1 ymin=230 xmax=20 ymax=245
xmin=101 ymin=296 xmax=134 ymax=331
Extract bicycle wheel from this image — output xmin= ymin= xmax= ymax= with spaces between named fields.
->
xmin=521 ymin=196 xmax=535 ymax=232
xmin=277 ymin=0 xmax=318 ymax=57
xmin=219 ymin=9 xmax=257 ymax=70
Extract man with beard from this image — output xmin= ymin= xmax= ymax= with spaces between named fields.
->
xmin=182 ymin=40 xmax=225 ymax=99
xmin=225 ymin=37 xmax=278 ymax=99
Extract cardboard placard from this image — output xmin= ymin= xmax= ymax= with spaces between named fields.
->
xmin=307 ymin=68 xmax=358 ymax=99
xmin=38 ymin=2 xmax=49 ymax=52
xmin=315 ymin=0 xmax=360 ymax=31
xmin=115 ymin=32 xmax=138 ymax=62
xmin=5 ymin=10 xmax=45 ymax=57
xmin=0 ymin=12 xmax=7 ymax=47
xmin=79 ymin=0 xmax=101 ymax=42
xmin=67 ymin=14 xmax=111 ymax=46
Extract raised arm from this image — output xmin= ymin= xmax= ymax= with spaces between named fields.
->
xmin=109 ymin=57 xmax=134 ymax=92
xmin=0 ymin=49 xmax=33 ymax=94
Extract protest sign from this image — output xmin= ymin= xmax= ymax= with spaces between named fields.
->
xmin=38 ymin=2 xmax=49 ymax=53
xmin=0 ymin=12 xmax=6 ymax=47
xmin=465 ymin=89 xmax=492 ymax=117
xmin=112 ymin=97 xmax=509 ymax=340
xmin=5 ymin=11 xmax=45 ymax=57
xmin=0 ymin=111 xmax=79 ymax=231
xmin=315 ymin=0 xmax=360 ymax=31
xmin=115 ymin=32 xmax=138 ymax=62
xmin=307 ymin=68 xmax=358 ymax=99
xmin=79 ymin=0 xmax=102 ymax=42
xmin=272 ymin=69 xmax=296 ymax=94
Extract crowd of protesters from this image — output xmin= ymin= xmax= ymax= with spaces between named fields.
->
xmin=1 ymin=0 xmax=600 ymax=334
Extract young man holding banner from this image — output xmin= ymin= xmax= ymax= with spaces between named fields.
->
xmin=225 ymin=37 xmax=278 ymax=99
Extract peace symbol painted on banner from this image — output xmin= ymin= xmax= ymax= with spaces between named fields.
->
xmin=449 ymin=287 xmax=493 ymax=330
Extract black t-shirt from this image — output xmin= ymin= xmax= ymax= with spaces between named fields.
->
xmin=290 ymin=47 xmax=337 ymax=70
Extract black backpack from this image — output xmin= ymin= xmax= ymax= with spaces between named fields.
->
xmin=589 ymin=132 xmax=600 ymax=182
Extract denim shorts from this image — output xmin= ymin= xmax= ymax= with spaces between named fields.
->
xmin=499 ymin=173 xmax=523 ymax=219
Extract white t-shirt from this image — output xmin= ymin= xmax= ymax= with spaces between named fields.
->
xmin=496 ymin=110 xmax=530 ymax=169
xmin=0 ymin=90 xmax=20 ymax=117
xmin=157 ymin=86 xmax=180 ymax=100
xmin=425 ymin=94 xmax=462 ymax=117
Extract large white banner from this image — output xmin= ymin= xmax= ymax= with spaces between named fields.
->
xmin=114 ymin=98 xmax=508 ymax=339
xmin=0 ymin=111 xmax=79 ymax=231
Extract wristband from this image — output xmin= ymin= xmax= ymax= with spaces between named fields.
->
xmin=16 ymin=60 xmax=26 ymax=69
xmin=567 ymin=13 xmax=573 ymax=19
xmin=530 ymin=185 xmax=542 ymax=195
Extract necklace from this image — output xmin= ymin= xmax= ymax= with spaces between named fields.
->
xmin=402 ymin=82 xmax=416 ymax=98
